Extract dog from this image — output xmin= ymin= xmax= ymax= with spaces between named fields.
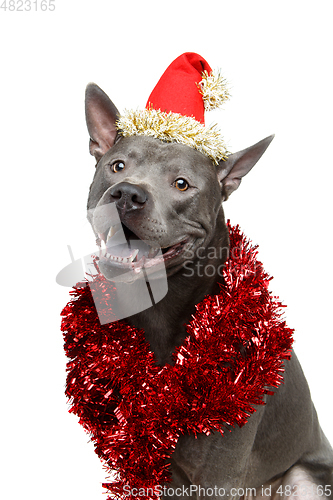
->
xmin=84 ymin=82 xmax=333 ymax=499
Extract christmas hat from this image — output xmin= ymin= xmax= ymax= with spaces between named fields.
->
xmin=116 ymin=52 xmax=230 ymax=164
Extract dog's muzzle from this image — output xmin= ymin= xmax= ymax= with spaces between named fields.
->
xmin=98 ymin=222 xmax=187 ymax=274
xmin=90 ymin=200 xmax=189 ymax=281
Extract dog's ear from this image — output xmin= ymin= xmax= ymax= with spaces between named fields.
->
xmin=217 ymin=135 xmax=275 ymax=201
xmin=85 ymin=83 xmax=120 ymax=162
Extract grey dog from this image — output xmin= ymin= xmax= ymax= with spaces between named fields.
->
xmin=84 ymin=82 xmax=333 ymax=499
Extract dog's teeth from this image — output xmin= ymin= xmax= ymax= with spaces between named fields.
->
xmin=104 ymin=249 xmax=139 ymax=264
xmin=107 ymin=223 xmax=122 ymax=242
xmin=148 ymin=247 xmax=159 ymax=259
xmin=107 ymin=227 xmax=116 ymax=240
xmin=128 ymin=249 xmax=139 ymax=262
xmin=100 ymin=239 xmax=106 ymax=250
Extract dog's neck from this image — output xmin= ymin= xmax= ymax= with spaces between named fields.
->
xmin=127 ymin=225 xmax=229 ymax=365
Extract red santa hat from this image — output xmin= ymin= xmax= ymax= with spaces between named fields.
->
xmin=116 ymin=52 xmax=230 ymax=164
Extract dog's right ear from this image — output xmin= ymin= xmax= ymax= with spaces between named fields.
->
xmin=85 ymin=83 xmax=120 ymax=163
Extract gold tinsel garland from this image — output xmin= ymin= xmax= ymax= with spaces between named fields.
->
xmin=198 ymin=70 xmax=230 ymax=111
xmin=115 ymin=70 xmax=230 ymax=165
xmin=116 ymin=108 xmax=228 ymax=165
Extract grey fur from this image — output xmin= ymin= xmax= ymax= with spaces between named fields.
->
xmin=84 ymin=83 xmax=333 ymax=499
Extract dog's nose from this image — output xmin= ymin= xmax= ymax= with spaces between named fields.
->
xmin=110 ymin=182 xmax=148 ymax=213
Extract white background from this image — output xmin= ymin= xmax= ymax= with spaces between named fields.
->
xmin=1 ymin=1 xmax=332 ymax=498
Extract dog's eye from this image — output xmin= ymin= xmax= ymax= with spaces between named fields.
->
xmin=174 ymin=178 xmax=189 ymax=191
xmin=112 ymin=161 xmax=125 ymax=173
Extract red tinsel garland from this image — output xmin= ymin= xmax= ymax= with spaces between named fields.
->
xmin=61 ymin=223 xmax=294 ymax=499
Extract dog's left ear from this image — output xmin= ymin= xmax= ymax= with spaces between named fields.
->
xmin=85 ymin=83 xmax=120 ymax=162
xmin=217 ymin=135 xmax=275 ymax=201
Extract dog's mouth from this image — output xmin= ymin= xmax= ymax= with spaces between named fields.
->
xmin=96 ymin=222 xmax=188 ymax=280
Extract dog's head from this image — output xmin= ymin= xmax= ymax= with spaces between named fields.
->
xmin=85 ymin=83 xmax=273 ymax=283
